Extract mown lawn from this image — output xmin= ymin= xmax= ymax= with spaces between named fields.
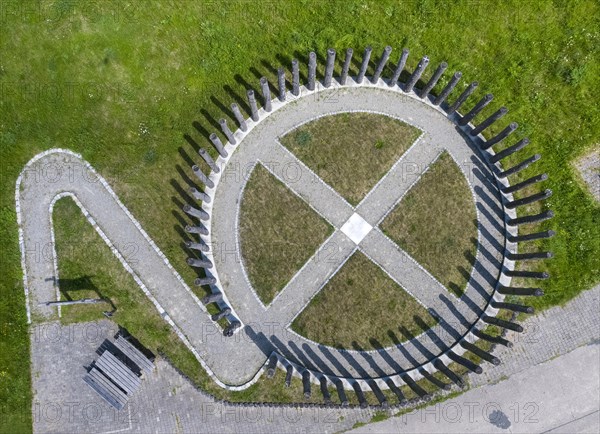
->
xmin=291 ymin=251 xmax=438 ymax=350
xmin=239 ymin=163 xmax=332 ymax=304
xmin=1 ymin=1 xmax=599 ymax=431
xmin=280 ymin=112 xmax=420 ymax=205
xmin=380 ymin=151 xmax=478 ymax=296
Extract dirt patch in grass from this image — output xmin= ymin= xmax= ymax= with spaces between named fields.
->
xmin=280 ymin=112 xmax=421 ymax=205
xmin=291 ymin=251 xmax=437 ymax=350
xmin=381 ymin=151 xmax=477 ymax=296
xmin=573 ymin=147 xmax=600 ymax=202
xmin=239 ymin=163 xmax=333 ymax=304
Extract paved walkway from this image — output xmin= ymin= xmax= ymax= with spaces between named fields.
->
xmin=209 ymin=83 xmax=507 ymax=378
xmin=31 ymin=285 xmax=600 ymax=433
xmin=351 ymin=343 xmax=600 ymax=434
xmin=18 ymin=79 xmax=510 ymax=388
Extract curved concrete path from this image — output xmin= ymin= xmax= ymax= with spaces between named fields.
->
xmin=17 ymin=79 xmax=511 ymax=390
xmin=204 ymin=81 xmax=509 ymax=380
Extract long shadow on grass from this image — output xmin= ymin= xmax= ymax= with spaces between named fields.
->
xmin=199 ymin=108 xmax=225 ymax=135
xmin=58 ymin=276 xmax=116 ymax=313
xmin=210 ymin=96 xmax=236 ymax=122
xmin=223 ymin=84 xmax=251 ymax=115
xmin=192 ymin=121 xmax=212 ymax=142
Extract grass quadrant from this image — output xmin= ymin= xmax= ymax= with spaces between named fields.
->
xmin=291 ymin=251 xmax=437 ymax=350
xmin=239 ymin=163 xmax=333 ymax=304
xmin=280 ymin=112 xmax=421 ymax=205
xmin=381 ymin=151 xmax=477 ymax=296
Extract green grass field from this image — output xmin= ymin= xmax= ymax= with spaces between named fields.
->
xmin=239 ymin=163 xmax=332 ymax=304
xmin=280 ymin=112 xmax=420 ymax=204
xmin=1 ymin=1 xmax=599 ymax=431
xmin=381 ymin=151 xmax=478 ymax=296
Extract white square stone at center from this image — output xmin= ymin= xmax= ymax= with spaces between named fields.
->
xmin=340 ymin=213 xmax=373 ymax=245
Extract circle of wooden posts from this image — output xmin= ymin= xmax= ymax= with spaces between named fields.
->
xmin=180 ymin=45 xmax=554 ymax=407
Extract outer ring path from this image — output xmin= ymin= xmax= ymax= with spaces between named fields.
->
xmin=205 ymin=80 xmax=510 ymax=381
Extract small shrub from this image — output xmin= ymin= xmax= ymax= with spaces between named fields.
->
xmin=374 ymin=139 xmax=385 ymax=149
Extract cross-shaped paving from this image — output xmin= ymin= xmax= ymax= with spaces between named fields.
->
xmin=261 ymin=135 xmax=452 ymax=327
xmin=210 ymin=86 xmax=506 ymax=379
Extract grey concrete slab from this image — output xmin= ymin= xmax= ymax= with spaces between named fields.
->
xmin=350 ymin=343 xmax=600 ymax=434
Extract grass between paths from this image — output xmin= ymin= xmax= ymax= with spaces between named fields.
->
xmin=280 ymin=112 xmax=420 ymax=205
xmin=291 ymin=251 xmax=438 ymax=350
xmin=51 ymin=196 xmax=340 ymax=405
xmin=381 ymin=151 xmax=478 ymax=296
xmin=53 ymin=197 xmax=209 ymax=385
xmin=239 ymin=163 xmax=333 ymax=304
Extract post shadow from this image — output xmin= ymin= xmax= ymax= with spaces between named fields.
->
xmin=171 ymin=194 xmax=186 ymax=212
xmin=240 ymin=327 xmax=275 ymax=358
xmin=210 ymin=96 xmax=236 ymax=121
xmin=451 ymin=275 xmax=485 ymax=316
xmin=466 ymin=240 xmax=502 ymax=273
xmin=174 ymin=224 xmax=192 ymax=246
xmin=260 ymin=59 xmax=279 ymax=76
xmin=287 ymin=340 xmax=318 ymax=372
xmin=438 ymin=294 xmax=472 ymax=329
xmin=421 ymin=311 xmax=460 ymax=348
xmin=457 ymin=265 xmax=494 ymax=299
xmin=387 ymin=330 xmax=421 ymax=368
xmin=470 ymin=154 xmax=495 ymax=178
xmin=183 ymin=133 xmax=200 ymax=153
xmin=175 ymin=165 xmax=201 ymax=191
xmin=472 ymin=166 xmax=498 ymax=196
xmin=234 ymin=73 xmax=256 ymax=94
xmin=474 ymin=185 xmax=504 ymax=221
xmin=58 ymin=276 xmax=117 ymax=314
xmin=398 ymin=325 xmax=437 ymax=362
xmin=192 ymin=121 xmax=212 ymax=142
xmin=199 ymin=108 xmax=222 ymax=132
xmin=338 ymin=348 xmax=370 ymax=378
xmin=223 ymin=84 xmax=251 ymax=114
xmin=466 ymin=246 xmax=501 ymax=289
xmin=350 ymin=341 xmax=387 ymax=377
xmin=368 ymin=338 xmax=405 ymax=373
xmin=476 ymin=208 xmax=505 ymax=245
xmin=476 ymin=217 xmax=505 ymax=254
xmin=455 ymin=124 xmax=486 ymax=157
xmin=301 ymin=343 xmax=335 ymax=375
xmin=318 ymin=346 xmax=353 ymax=378
xmin=177 ymin=146 xmax=197 ymax=169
